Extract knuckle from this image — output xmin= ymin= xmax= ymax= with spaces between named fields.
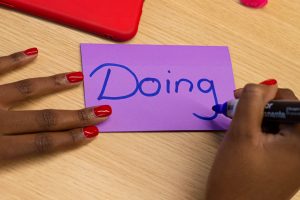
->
xmin=0 ymin=102 xmax=9 ymax=110
xmin=15 ymin=79 xmax=34 ymax=96
xmin=229 ymin=124 xmax=260 ymax=144
xmin=230 ymin=130 xmax=260 ymax=146
xmin=240 ymin=132 xmax=259 ymax=144
xmin=77 ymin=109 xmax=94 ymax=125
xmin=52 ymin=74 xmax=66 ymax=86
xmin=10 ymin=53 xmax=24 ymax=63
xmin=68 ymin=129 xmax=83 ymax=144
xmin=34 ymin=133 xmax=53 ymax=153
xmin=0 ymin=57 xmax=5 ymax=68
xmin=0 ymin=138 xmax=7 ymax=160
xmin=243 ymin=84 xmax=264 ymax=98
xmin=36 ymin=109 xmax=58 ymax=130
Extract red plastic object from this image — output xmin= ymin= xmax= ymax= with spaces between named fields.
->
xmin=0 ymin=0 xmax=144 ymax=41
xmin=241 ymin=0 xmax=268 ymax=8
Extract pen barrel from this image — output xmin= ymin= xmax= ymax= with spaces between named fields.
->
xmin=264 ymin=100 xmax=300 ymax=123
xmin=225 ymin=99 xmax=239 ymax=118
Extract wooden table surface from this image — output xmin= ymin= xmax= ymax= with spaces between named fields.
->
xmin=0 ymin=0 xmax=299 ymax=199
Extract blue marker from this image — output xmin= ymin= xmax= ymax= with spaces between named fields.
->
xmin=212 ymin=99 xmax=300 ymax=123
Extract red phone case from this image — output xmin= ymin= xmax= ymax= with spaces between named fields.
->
xmin=0 ymin=0 xmax=144 ymax=41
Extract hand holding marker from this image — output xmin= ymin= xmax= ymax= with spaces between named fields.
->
xmin=206 ymin=79 xmax=300 ymax=200
xmin=213 ymin=100 xmax=300 ymax=124
xmin=213 ymin=79 xmax=300 ymax=124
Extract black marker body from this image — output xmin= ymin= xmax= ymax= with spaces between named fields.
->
xmin=264 ymin=100 xmax=300 ymax=123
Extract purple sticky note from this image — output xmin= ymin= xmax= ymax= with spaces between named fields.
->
xmin=81 ymin=44 xmax=235 ymax=132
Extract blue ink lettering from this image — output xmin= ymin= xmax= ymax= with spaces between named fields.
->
xmin=139 ymin=78 xmax=161 ymax=97
xmin=193 ymin=79 xmax=218 ymax=120
xmin=166 ymin=70 xmax=171 ymax=93
xmin=175 ymin=79 xmax=194 ymax=93
xmin=90 ymin=63 xmax=139 ymax=100
xmin=90 ymin=63 xmax=219 ymax=121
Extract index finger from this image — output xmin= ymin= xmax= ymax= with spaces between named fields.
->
xmin=234 ymin=88 xmax=298 ymax=100
xmin=0 ymin=48 xmax=38 ymax=75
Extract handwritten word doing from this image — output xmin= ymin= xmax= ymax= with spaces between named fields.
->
xmin=90 ymin=63 xmax=219 ymax=120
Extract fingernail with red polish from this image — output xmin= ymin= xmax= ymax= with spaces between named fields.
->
xmin=94 ymin=105 xmax=112 ymax=117
xmin=66 ymin=72 xmax=84 ymax=83
xmin=24 ymin=48 xmax=38 ymax=56
xmin=83 ymin=126 xmax=99 ymax=138
xmin=260 ymin=79 xmax=277 ymax=85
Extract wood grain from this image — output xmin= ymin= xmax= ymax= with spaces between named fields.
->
xmin=0 ymin=0 xmax=299 ymax=199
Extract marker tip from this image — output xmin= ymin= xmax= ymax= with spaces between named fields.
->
xmin=212 ymin=105 xmax=217 ymax=112
xmin=212 ymin=104 xmax=223 ymax=114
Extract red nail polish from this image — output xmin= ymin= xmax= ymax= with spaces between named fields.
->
xmin=24 ymin=48 xmax=38 ymax=56
xmin=94 ymin=105 xmax=112 ymax=117
xmin=83 ymin=126 xmax=99 ymax=138
xmin=260 ymin=79 xmax=277 ymax=85
xmin=66 ymin=72 xmax=84 ymax=83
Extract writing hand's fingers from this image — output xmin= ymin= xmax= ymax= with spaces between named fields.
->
xmin=274 ymin=89 xmax=300 ymax=142
xmin=0 ymin=126 xmax=99 ymax=160
xmin=0 ymin=105 xmax=112 ymax=135
xmin=234 ymin=88 xmax=243 ymax=99
xmin=0 ymin=48 xmax=38 ymax=75
xmin=234 ymin=88 xmax=298 ymax=101
xmin=229 ymin=80 xmax=278 ymax=138
xmin=237 ymin=88 xmax=299 ymax=134
xmin=234 ymin=88 xmax=298 ymax=134
xmin=267 ymin=89 xmax=298 ymax=134
xmin=0 ymin=72 xmax=83 ymax=109
xmin=275 ymin=88 xmax=298 ymax=100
